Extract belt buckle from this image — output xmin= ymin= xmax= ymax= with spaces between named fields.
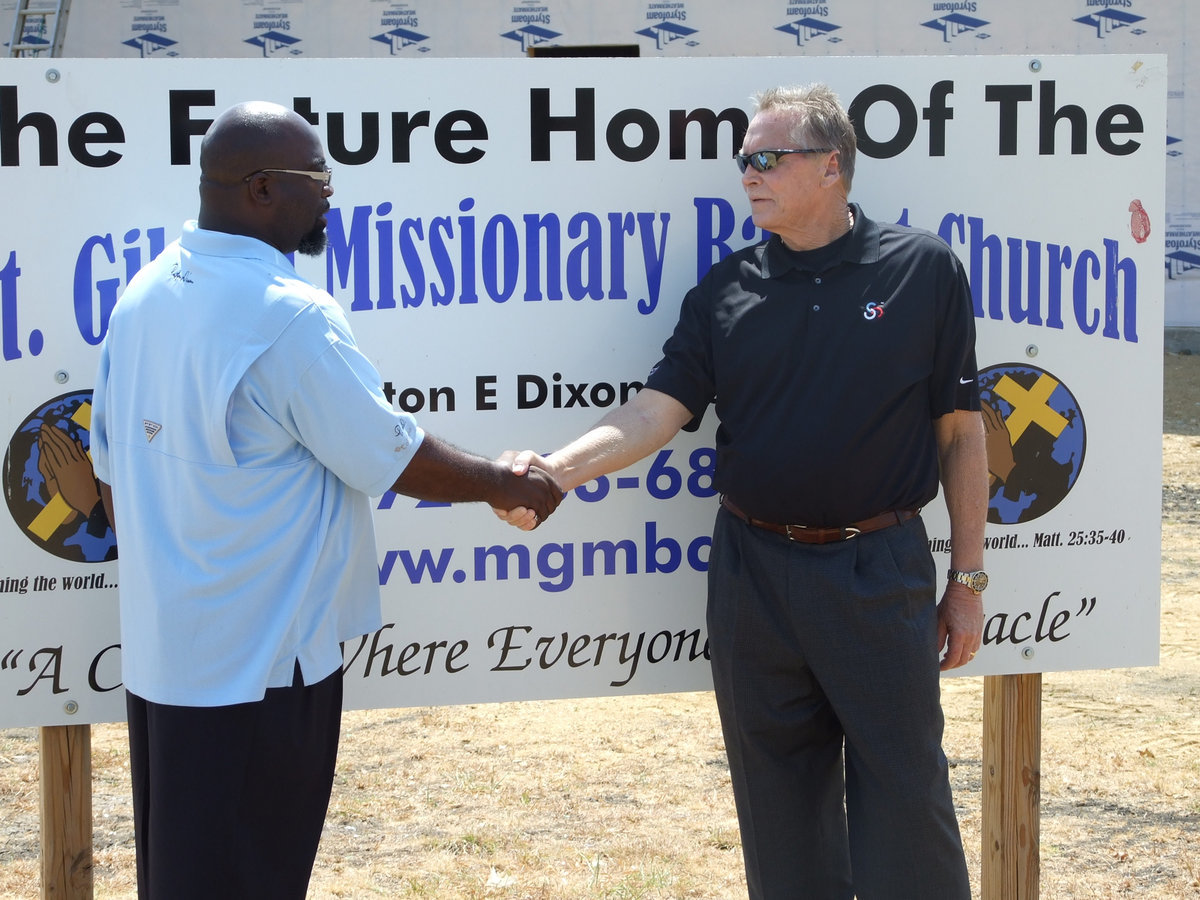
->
xmin=783 ymin=523 xmax=861 ymax=542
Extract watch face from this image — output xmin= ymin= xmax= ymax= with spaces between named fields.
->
xmin=950 ymin=570 xmax=988 ymax=592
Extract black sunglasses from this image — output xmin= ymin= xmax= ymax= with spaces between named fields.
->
xmin=735 ymin=148 xmax=832 ymax=173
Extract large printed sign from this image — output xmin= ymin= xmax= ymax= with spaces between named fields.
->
xmin=0 ymin=55 xmax=1164 ymax=726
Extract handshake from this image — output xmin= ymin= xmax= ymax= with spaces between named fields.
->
xmin=493 ymin=449 xmax=560 ymax=530
xmin=473 ymin=388 xmax=684 ymax=530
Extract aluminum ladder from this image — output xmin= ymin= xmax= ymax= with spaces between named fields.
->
xmin=8 ymin=0 xmax=71 ymax=57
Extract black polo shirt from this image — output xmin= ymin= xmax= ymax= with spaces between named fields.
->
xmin=645 ymin=203 xmax=980 ymax=526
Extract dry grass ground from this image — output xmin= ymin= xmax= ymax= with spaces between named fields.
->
xmin=1 ymin=354 xmax=1198 ymax=899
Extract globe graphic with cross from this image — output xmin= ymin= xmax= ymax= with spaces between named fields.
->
xmin=978 ymin=364 xmax=1086 ymax=525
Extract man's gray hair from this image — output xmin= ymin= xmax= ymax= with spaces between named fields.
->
xmin=754 ymin=84 xmax=857 ymax=193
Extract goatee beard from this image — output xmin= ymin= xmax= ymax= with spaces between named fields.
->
xmin=297 ymin=224 xmax=327 ymax=257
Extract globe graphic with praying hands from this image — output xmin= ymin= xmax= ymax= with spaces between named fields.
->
xmin=3 ymin=390 xmax=116 ymax=563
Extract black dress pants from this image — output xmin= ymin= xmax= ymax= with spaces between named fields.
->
xmin=125 ymin=664 xmax=343 ymax=900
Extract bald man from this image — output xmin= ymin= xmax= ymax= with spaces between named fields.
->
xmin=91 ymin=101 xmax=561 ymax=899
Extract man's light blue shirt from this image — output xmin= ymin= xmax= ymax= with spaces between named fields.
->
xmin=91 ymin=222 xmax=424 ymax=706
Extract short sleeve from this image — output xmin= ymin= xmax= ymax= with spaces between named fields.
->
xmin=929 ymin=247 xmax=981 ymax=417
xmin=644 ymin=277 xmax=717 ymax=422
xmin=285 ymin=335 xmax=425 ymax=498
xmin=231 ymin=299 xmax=425 ymax=499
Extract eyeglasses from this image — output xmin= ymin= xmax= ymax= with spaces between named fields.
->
xmin=735 ymin=148 xmax=832 ymax=173
xmin=243 ymin=168 xmax=333 ymax=187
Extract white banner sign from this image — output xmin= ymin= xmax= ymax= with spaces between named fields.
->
xmin=0 ymin=55 xmax=1164 ymax=726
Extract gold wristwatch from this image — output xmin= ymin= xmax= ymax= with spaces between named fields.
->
xmin=947 ymin=569 xmax=988 ymax=594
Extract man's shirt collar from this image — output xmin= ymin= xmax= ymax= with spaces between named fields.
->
xmin=759 ymin=202 xmax=881 ymax=278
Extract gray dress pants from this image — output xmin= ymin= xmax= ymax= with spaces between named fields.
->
xmin=707 ymin=507 xmax=971 ymax=900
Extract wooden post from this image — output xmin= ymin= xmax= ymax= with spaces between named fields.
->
xmin=981 ymin=673 xmax=1041 ymax=900
xmin=39 ymin=724 xmax=93 ymax=900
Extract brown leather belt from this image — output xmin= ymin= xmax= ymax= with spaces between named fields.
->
xmin=720 ymin=496 xmax=919 ymax=545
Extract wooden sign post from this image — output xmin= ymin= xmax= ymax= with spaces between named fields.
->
xmin=39 ymin=724 xmax=93 ymax=900
xmin=982 ymin=673 xmax=1042 ymax=899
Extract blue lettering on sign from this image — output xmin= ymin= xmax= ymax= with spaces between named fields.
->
xmin=376 ymin=520 xmax=711 ymax=594
xmin=325 ymin=197 xmax=670 ymax=316
xmin=939 ymin=212 xmax=1139 ymax=342
xmin=71 ymin=227 xmax=166 ymax=345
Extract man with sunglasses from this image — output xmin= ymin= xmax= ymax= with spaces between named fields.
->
xmin=91 ymin=101 xmax=562 ymax=899
xmin=499 ymin=83 xmax=986 ymax=899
